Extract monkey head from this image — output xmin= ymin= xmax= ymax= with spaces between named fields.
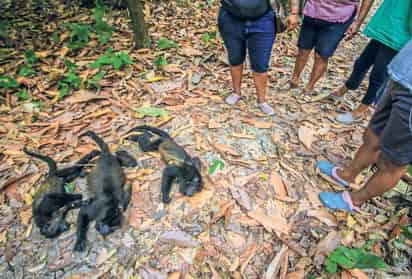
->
xmin=183 ymin=171 xmax=203 ymax=197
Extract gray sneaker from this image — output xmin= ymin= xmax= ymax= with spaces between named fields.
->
xmin=257 ymin=102 xmax=275 ymax=116
xmin=225 ymin=93 xmax=241 ymax=105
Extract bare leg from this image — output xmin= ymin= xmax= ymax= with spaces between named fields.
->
xmin=350 ymin=155 xmax=407 ymax=206
xmin=351 ymin=103 xmax=371 ymax=119
xmin=291 ymin=48 xmax=311 ymax=86
xmin=305 ymin=52 xmax=329 ymax=93
xmin=253 ymin=72 xmax=268 ymax=103
xmin=337 ymin=128 xmax=380 ymax=183
xmin=333 ymin=85 xmax=349 ymax=97
xmin=230 ymin=64 xmax=243 ymax=95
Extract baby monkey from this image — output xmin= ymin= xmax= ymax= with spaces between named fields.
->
xmin=73 ymin=131 xmax=136 ymax=252
xmin=23 ymin=147 xmax=99 ymax=238
xmin=125 ymin=125 xmax=203 ymax=204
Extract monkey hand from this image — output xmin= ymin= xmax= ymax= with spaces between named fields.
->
xmin=162 ymin=195 xmax=171 ymax=204
xmin=74 ymin=239 xmax=87 ymax=252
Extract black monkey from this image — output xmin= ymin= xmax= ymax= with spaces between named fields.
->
xmin=23 ymin=147 xmax=100 ymax=238
xmin=73 ymin=131 xmax=136 ymax=252
xmin=125 ymin=125 xmax=203 ymax=204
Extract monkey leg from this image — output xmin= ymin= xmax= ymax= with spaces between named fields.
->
xmin=39 ymin=193 xmax=83 ymax=216
xmin=121 ymin=184 xmax=132 ymax=210
xmin=73 ymin=202 xmax=98 ymax=252
xmin=192 ymin=157 xmax=202 ymax=171
xmin=161 ymin=166 xmax=179 ymax=204
xmin=115 ymin=150 xmax=137 ymax=167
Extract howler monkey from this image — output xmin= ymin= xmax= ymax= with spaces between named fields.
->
xmin=23 ymin=147 xmax=100 ymax=238
xmin=73 ymin=131 xmax=136 ymax=252
xmin=125 ymin=125 xmax=203 ymax=204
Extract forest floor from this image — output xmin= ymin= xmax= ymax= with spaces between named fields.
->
xmin=0 ymin=1 xmax=411 ymax=278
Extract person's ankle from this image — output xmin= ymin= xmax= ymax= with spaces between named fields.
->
xmin=349 ymin=193 xmax=363 ymax=207
xmin=335 ymin=86 xmax=348 ymax=97
xmin=304 ymin=86 xmax=314 ymax=93
xmin=336 ymin=168 xmax=355 ymax=184
xmin=290 ymin=77 xmax=299 ymax=85
xmin=352 ymin=106 xmax=368 ymax=118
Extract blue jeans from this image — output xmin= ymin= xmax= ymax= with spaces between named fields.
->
xmin=297 ymin=15 xmax=354 ymax=58
xmin=345 ymin=39 xmax=398 ymax=105
xmin=217 ymin=8 xmax=276 ymax=73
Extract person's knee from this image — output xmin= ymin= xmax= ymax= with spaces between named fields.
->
xmin=298 ymin=48 xmax=311 ymax=58
xmin=251 ymin=63 xmax=268 ymax=73
xmin=363 ymin=128 xmax=380 ymax=149
xmin=376 ymin=154 xmax=408 ymax=174
xmin=314 ymin=51 xmax=329 ymax=63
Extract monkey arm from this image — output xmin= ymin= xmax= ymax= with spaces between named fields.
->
xmin=57 ymin=150 xmax=100 ymax=183
xmin=161 ymin=166 xmax=179 ymax=204
xmin=115 ymin=150 xmax=137 ymax=167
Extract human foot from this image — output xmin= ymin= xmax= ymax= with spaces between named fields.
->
xmin=336 ymin=112 xmax=365 ymax=125
xmin=316 ymin=160 xmax=350 ymax=188
xmin=289 ymin=80 xmax=299 ymax=89
xmin=257 ymin=102 xmax=275 ymax=116
xmin=225 ymin=93 xmax=241 ymax=105
xmin=333 ymin=85 xmax=348 ymax=98
xmin=319 ymin=191 xmax=359 ymax=212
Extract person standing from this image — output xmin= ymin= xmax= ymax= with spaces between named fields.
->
xmin=317 ymin=39 xmax=412 ymax=212
xmin=333 ymin=0 xmax=412 ymax=124
xmin=289 ymin=0 xmax=374 ymax=95
xmin=218 ymin=0 xmax=300 ymax=116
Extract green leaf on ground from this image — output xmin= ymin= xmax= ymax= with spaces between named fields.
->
xmin=24 ymin=50 xmax=38 ymax=64
xmin=66 ymin=23 xmax=90 ymax=50
xmin=135 ymin=106 xmax=168 ymax=118
xmin=157 ymin=37 xmax=179 ymax=50
xmin=16 ymin=90 xmax=30 ymax=101
xmin=18 ymin=64 xmax=36 ymax=77
xmin=208 ymin=159 xmax=224 ymax=175
xmin=64 ymin=183 xmax=75 ymax=193
xmin=325 ymin=245 xmax=387 ymax=275
xmin=0 ymin=75 xmax=19 ymax=88
xmin=86 ymin=71 xmax=105 ymax=90
xmin=90 ymin=49 xmax=132 ymax=70
xmin=154 ymin=55 xmax=168 ymax=70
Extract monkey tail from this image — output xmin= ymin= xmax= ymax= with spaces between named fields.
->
xmin=23 ymin=146 xmax=58 ymax=176
xmin=80 ymin=131 xmax=110 ymax=154
xmin=126 ymin=125 xmax=172 ymax=139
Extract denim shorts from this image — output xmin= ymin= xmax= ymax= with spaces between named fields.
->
xmin=297 ymin=15 xmax=354 ymax=58
xmin=217 ymin=8 xmax=276 ymax=73
xmin=369 ymin=79 xmax=412 ymax=165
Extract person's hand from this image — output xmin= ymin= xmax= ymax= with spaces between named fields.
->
xmin=345 ymin=20 xmax=361 ymax=41
xmin=287 ymin=14 xmax=300 ymax=31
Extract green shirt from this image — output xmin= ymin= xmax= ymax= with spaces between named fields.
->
xmin=363 ymin=0 xmax=412 ymax=51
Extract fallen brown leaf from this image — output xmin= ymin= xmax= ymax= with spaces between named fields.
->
xmin=270 ymin=170 xmax=288 ymax=197
xmin=307 ymin=209 xmax=338 ymax=227
xmin=298 ymin=126 xmax=315 ymax=149
xmin=285 ymin=269 xmax=304 ymax=279
xmin=248 ymin=208 xmax=290 ymax=235
xmin=264 ymin=245 xmax=288 ymax=279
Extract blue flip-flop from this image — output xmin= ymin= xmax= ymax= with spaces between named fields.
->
xmin=316 ymin=160 xmax=350 ymax=188
xmin=319 ymin=192 xmax=358 ymax=212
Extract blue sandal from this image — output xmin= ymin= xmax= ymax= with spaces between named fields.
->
xmin=319 ymin=191 xmax=358 ymax=212
xmin=317 ymin=160 xmax=350 ymax=188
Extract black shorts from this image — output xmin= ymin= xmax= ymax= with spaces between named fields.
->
xmin=297 ymin=15 xmax=353 ymax=58
xmin=369 ymin=79 xmax=412 ymax=165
